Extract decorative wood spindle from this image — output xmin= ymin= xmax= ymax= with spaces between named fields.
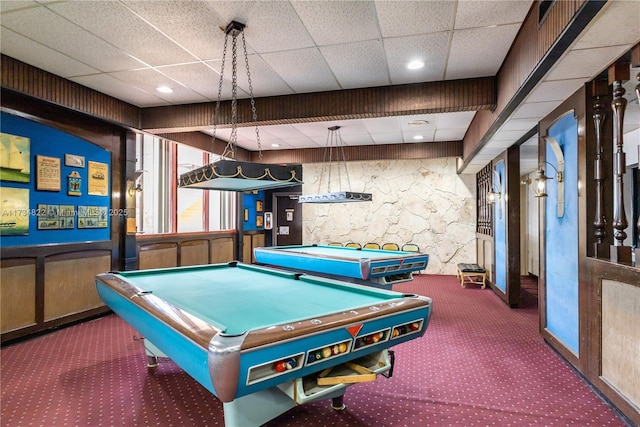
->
xmin=611 ymin=81 xmax=628 ymax=246
xmin=636 ymin=71 xmax=640 ymax=248
xmin=592 ymin=95 xmax=606 ymax=244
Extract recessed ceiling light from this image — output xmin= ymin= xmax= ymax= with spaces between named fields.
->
xmin=271 ymin=143 xmax=280 ymax=147
xmin=407 ymin=60 xmax=425 ymax=70
xmin=413 ymin=135 xmax=424 ymax=140
xmin=408 ymin=120 xmax=429 ymax=126
xmin=156 ymin=86 xmax=173 ymax=94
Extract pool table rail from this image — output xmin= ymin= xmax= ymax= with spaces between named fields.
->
xmin=96 ymin=272 xmax=221 ymax=349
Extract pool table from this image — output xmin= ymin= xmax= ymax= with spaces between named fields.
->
xmin=254 ymin=244 xmax=429 ymax=288
xmin=96 ymin=262 xmax=432 ymax=427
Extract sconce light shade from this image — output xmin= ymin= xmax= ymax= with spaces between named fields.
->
xmin=532 ymin=168 xmax=551 ymax=198
xmin=487 ymin=190 xmax=501 ymax=204
xmin=127 ymin=169 xmax=145 ymax=196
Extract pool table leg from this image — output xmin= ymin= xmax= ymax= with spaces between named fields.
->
xmin=147 ymin=355 xmax=159 ymax=368
xmin=331 ymin=395 xmax=346 ymax=411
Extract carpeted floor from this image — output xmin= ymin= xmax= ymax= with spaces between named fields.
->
xmin=0 ymin=274 xmax=626 ymax=426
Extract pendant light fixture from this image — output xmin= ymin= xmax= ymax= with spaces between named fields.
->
xmin=179 ymin=21 xmax=302 ymax=192
xmin=299 ymin=126 xmax=372 ymax=203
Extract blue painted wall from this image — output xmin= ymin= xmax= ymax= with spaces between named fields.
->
xmin=494 ymin=161 xmax=507 ymax=293
xmin=0 ymin=113 xmax=111 ymax=247
xmin=545 ymin=113 xmax=579 ymax=354
xmin=243 ymin=191 xmax=264 ymax=231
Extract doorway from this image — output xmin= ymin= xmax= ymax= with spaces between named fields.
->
xmin=272 ymin=193 xmax=302 ymax=246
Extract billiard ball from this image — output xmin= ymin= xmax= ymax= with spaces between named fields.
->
xmin=392 ymin=328 xmax=400 ymax=337
xmin=308 ymin=353 xmax=316 ymax=363
xmin=285 ymin=358 xmax=296 ymax=369
xmin=338 ymin=342 xmax=347 ymax=353
xmin=410 ymin=322 xmax=420 ymax=331
xmin=274 ymin=361 xmax=287 ymax=372
xmin=322 ymin=347 xmax=332 ymax=358
xmin=332 ymin=345 xmax=340 ymax=355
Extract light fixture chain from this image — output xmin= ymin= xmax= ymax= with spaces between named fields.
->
xmin=241 ymin=32 xmax=263 ymax=159
xmin=337 ymin=127 xmax=352 ymax=191
xmin=215 ymin=33 xmax=229 ymax=158
xmin=228 ymin=33 xmax=239 ymax=156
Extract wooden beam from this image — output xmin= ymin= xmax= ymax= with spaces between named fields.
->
xmin=140 ymin=78 xmax=496 ymax=133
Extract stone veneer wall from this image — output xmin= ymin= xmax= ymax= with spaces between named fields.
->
xmin=301 ymin=157 xmax=476 ymax=275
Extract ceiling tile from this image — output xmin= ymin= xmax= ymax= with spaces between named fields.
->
xmin=291 ymin=1 xmax=379 ymax=46
xmin=434 ymin=111 xmax=476 ymax=129
xmin=1 ymin=6 xmax=147 ymax=72
xmin=498 ymin=118 xmax=538 ymax=132
xmin=572 ymin=0 xmax=640 ymax=50
xmin=231 ymin=1 xmax=315 ymax=53
xmin=511 ymin=101 xmax=560 ymax=119
xmin=455 ymin=1 xmax=533 ymax=29
xmin=545 ymin=45 xmax=633 ymax=81
xmin=371 ymin=132 xmax=404 ymax=144
xmin=0 ymin=28 xmax=100 ymax=77
xmin=156 ymin=62 xmax=232 ymax=101
xmin=108 ymin=69 xmax=209 ymax=105
xmin=525 ymin=78 xmax=586 ymax=103
xmin=123 ymin=0 xmax=227 ymax=61
xmin=261 ymin=48 xmax=340 ymax=94
xmin=70 ymin=74 xmax=167 ymax=107
xmin=434 ymin=128 xmax=466 ymax=141
xmin=446 ymin=24 xmax=520 ymax=80
xmin=384 ymin=33 xmax=449 ymax=84
xmin=0 ymin=1 xmax=38 ymax=13
xmin=48 ymin=1 xmax=199 ymax=67
xmin=375 ymin=0 xmax=454 ymax=36
xmin=320 ymin=40 xmax=389 ymax=89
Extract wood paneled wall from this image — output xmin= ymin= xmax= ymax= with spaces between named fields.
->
xmin=137 ymin=232 xmax=237 ymax=271
xmin=1 ymin=55 xmax=139 ymax=129
xmin=1 ymin=243 xmax=113 ymax=343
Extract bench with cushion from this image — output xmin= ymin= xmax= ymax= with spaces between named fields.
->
xmin=456 ymin=263 xmax=487 ymax=289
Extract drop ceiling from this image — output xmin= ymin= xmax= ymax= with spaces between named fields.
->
xmin=1 ymin=0 xmax=639 ymax=175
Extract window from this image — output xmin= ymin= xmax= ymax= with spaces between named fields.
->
xmin=135 ymin=134 xmax=236 ymax=234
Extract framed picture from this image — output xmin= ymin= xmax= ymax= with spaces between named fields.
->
xmin=244 ymin=208 xmax=249 ymax=222
xmin=0 ymin=187 xmax=29 ymax=235
xmin=256 ymin=215 xmax=263 ymax=228
xmin=88 ymin=161 xmax=108 ymax=196
xmin=256 ymin=200 xmax=263 ymax=212
xmin=36 ymin=155 xmax=61 ymax=191
xmin=0 ymin=133 xmax=30 ymax=183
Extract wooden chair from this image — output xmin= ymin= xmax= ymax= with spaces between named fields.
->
xmin=328 ymin=242 xmax=343 ymax=247
xmin=345 ymin=242 xmax=362 ymax=249
xmin=363 ymin=242 xmax=380 ymax=250
xmin=381 ymin=243 xmax=400 ymax=251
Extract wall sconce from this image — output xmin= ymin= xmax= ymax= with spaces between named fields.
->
xmin=127 ymin=170 xmax=145 ymax=197
xmin=529 ymin=136 xmax=565 ymax=217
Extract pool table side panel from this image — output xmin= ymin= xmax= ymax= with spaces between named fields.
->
xmin=241 ymin=295 xmax=431 ymax=350
xmin=95 ymin=280 xmax=218 ymax=396
xmin=254 ymin=248 xmax=369 ymax=279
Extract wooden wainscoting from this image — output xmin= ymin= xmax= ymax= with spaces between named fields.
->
xmin=0 ymin=242 xmax=114 ymax=343
xmin=43 ymin=252 xmax=111 ymax=322
xmin=1 ymin=258 xmax=37 ymax=334
xmin=137 ymin=231 xmax=237 ymax=270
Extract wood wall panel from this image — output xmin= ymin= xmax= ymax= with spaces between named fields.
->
xmin=251 ymin=234 xmax=266 ymax=264
xmin=180 ymin=240 xmax=210 ymax=266
xmin=211 ymin=237 xmax=235 ymax=264
xmin=138 ymin=244 xmax=178 ymax=270
xmin=243 ymin=235 xmax=252 ymax=264
xmin=1 ymin=55 xmax=139 ymax=128
xmin=601 ymin=279 xmax=640 ymax=410
xmin=43 ymin=254 xmax=110 ymax=322
xmin=0 ymin=261 xmax=36 ymax=333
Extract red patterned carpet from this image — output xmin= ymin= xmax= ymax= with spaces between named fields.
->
xmin=1 ymin=274 xmax=626 ymax=426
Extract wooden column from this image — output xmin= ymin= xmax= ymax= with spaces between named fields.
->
xmin=632 ymin=45 xmax=640 ymax=264
xmin=591 ymin=79 xmax=608 ymax=258
xmin=608 ymin=62 xmax=632 ymax=263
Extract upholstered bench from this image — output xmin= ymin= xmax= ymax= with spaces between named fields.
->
xmin=456 ymin=263 xmax=487 ymax=289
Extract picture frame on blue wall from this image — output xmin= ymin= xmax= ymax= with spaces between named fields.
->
xmin=0 ymin=133 xmax=31 ymax=183
xmin=0 ymin=187 xmax=29 ymax=235
xmin=256 ymin=215 xmax=263 ymax=228
xmin=36 ymin=155 xmax=61 ymax=191
xmin=67 ymin=171 xmax=81 ymax=196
